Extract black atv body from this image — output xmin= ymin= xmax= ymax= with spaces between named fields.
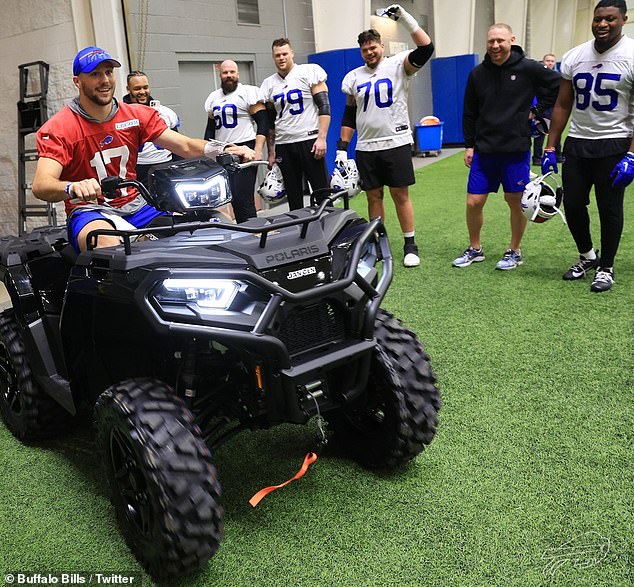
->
xmin=0 ymin=157 xmax=440 ymax=579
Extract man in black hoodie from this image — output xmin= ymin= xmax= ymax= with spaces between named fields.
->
xmin=452 ymin=24 xmax=560 ymax=270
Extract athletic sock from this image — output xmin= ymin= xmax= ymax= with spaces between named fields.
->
xmin=581 ymin=249 xmax=597 ymax=260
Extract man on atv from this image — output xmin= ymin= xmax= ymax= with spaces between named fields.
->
xmin=32 ymin=46 xmax=255 ymax=252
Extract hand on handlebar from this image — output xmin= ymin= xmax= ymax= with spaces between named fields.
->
xmin=225 ymin=144 xmax=256 ymax=162
xmin=67 ymin=178 xmax=101 ymax=202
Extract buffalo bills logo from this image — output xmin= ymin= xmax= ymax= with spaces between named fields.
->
xmin=99 ymin=135 xmax=114 ymax=147
xmin=592 ymin=63 xmax=604 ymax=69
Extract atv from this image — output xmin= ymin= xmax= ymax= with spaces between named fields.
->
xmin=0 ymin=155 xmax=441 ymax=579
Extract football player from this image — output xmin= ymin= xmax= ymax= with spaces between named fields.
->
xmin=204 ymin=60 xmax=268 ymax=222
xmin=260 ymin=38 xmax=330 ymax=210
xmin=337 ymin=5 xmax=434 ymax=268
xmin=542 ymin=0 xmax=634 ymax=292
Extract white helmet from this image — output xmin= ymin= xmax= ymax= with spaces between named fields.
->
xmin=521 ymin=172 xmax=566 ymax=224
xmin=330 ymin=159 xmax=361 ymax=198
xmin=257 ymin=164 xmax=286 ymax=203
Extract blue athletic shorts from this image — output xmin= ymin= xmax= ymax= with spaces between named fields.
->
xmin=467 ymin=152 xmax=530 ymax=195
xmin=67 ymin=204 xmax=166 ymax=251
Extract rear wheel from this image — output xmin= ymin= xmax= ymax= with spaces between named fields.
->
xmin=0 ymin=310 xmax=72 ymax=440
xmin=330 ymin=309 xmax=441 ymax=469
xmin=94 ymin=378 xmax=223 ymax=580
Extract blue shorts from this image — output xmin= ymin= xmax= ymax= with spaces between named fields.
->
xmin=467 ymin=152 xmax=530 ymax=195
xmin=67 ymin=204 xmax=166 ymax=251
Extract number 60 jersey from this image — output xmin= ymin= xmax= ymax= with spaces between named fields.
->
xmin=562 ymin=35 xmax=634 ymax=140
xmin=260 ymin=63 xmax=327 ymax=145
xmin=204 ymin=83 xmax=263 ymax=144
xmin=342 ymin=51 xmax=415 ymax=152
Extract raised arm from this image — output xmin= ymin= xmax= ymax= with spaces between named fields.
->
xmin=381 ymin=4 xmax=434 ymax=76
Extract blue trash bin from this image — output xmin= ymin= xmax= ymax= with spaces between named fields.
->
xmin=415 ymin=122 xmax=444 ymax=156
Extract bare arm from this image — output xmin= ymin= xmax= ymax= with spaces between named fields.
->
xmin=249 ymin=102 xmax=267 ymax=160
xmin=155 ymin=128 xmax=255 ymax=161
xmin=310 ymin=81 xmax=330 ymax=159
xmin=546 ymin=79 xmax=574 ymax=149
xmin=403 ymin=28 xmax=433 ymax=76
xmin=32 ymin=157 xmax=101 ymax=203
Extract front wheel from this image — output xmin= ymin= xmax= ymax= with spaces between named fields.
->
xmin=330 ymin=309 xmax=441 ymax=469
xmin=0 ymin=310 xmax=72 ymax=441
xmin=94 ymin=378 xmax=223 ymax=580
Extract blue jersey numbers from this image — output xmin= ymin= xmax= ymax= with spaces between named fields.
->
xmin=273 ymin=88 xmax=304 ymax=118
xmin=357 ymin=78 xmax=394 ymax=112
xmin=573 ymin=72 xmax=621 ymax=111
xmin=213 ymin=104 xmax=238 ymax=129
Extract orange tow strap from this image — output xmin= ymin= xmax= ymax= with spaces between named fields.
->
xmin=249 ymin=452 xmax=318 ymax=507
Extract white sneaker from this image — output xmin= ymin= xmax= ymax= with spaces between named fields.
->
xmin=404 ymin=252 xmax=420 ymax=267
xmin=403 ymin=244 xmax=420 ymax=267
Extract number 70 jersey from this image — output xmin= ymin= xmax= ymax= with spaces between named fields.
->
xmin=562 ymin=35 xmax=634 ymax=140
xmin=342 ymin=51 xmax=415 ymax=152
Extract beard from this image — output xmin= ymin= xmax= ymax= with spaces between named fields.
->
xmin=86 ymin=87 xmax=114 ymax=107
xmin=221 ymin=79 xmax=238 ymax=93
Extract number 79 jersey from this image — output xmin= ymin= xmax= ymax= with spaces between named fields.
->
xmin=342 ymin=51 xmax=415 ymax=152
xmin=260 ymin=63 xmax=327 ymax=145
xmin=562 ymin=35 xmax=634 ymax=140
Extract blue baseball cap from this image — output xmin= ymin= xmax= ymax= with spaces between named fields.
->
xmin=73 ymin=46 xmax=121 ymax=75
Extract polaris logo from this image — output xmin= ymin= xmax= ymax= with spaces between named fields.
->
xmin=265 ymin=245 xmax=319 ymax=264
xmin=287 ymin=266 xmax=316 ymax=280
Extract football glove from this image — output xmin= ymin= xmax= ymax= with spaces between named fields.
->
xmin=610 ymin=152 xmax=634 ymax=188
xmin=378 ymin=4 xmax=419 ymax=33
xmin=335 ymin=150 xmax=348 ymax=166
xmin=541 ymin=151 xmax=558 ymax=175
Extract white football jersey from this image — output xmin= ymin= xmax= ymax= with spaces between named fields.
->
xmin=204 ymin=83 xmax=263 ymax=144
xmin=561 ymin=35 xmax=634 ymax=139
xmin=342 ymin=51 xmax=415 ymax=152
xmin=260 ymin=63 xmax=327 ymax=144
xmin=137 ymin=103 xmax=180 ymax=165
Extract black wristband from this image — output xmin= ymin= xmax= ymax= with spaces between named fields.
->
xmin=336 ymin=140 xmax=350 ymax=151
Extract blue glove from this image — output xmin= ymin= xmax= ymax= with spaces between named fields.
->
xmin=541 ymin=151 xmax=558 ymax=175
xmin=610 ymin=152 xmax=634 ymax=188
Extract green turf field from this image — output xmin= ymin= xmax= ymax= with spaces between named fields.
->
xmin=0 ymin=152 xmax=632 ymax=586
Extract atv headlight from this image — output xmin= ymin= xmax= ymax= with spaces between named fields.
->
xmin=156 ymin=278 xmax=239 ymax=309
xmin=175 ymin=175 xmax=230 ymax=209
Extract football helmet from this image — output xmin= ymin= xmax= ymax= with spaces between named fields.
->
xmin=521 ymin=171 xmax=566 ymax=224
xmin=330 ymin=159 xmax=361 ymax=198
xmin=257 ymin=164 xmax=286 ymax=203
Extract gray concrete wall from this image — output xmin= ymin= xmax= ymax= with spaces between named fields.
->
xmin=124 ymin=0 xmax=316 ymax=132
xmin=0 ymin=0 xmax=77 ymax=237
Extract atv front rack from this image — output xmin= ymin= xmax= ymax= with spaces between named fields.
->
xmin=85 ymin=194 xmax=348 ymax=254
xmin=136 ymin=214 xmax=393 ymax=369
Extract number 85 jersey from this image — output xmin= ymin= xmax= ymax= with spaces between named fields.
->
xmin=342 ymin=51 xmax=415 ymax=152
xmin=562 ymin=35 xmax=634 ymax=140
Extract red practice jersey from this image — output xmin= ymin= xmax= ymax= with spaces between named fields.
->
xmin=36 ymin=102 xmax=168 ymax=215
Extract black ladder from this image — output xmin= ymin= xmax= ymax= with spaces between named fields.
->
xmin=17 ymin=61 xmax=57 ymax=236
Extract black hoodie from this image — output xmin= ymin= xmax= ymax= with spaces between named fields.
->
xmin=463 ymin=45 xmax=561 ymax=153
